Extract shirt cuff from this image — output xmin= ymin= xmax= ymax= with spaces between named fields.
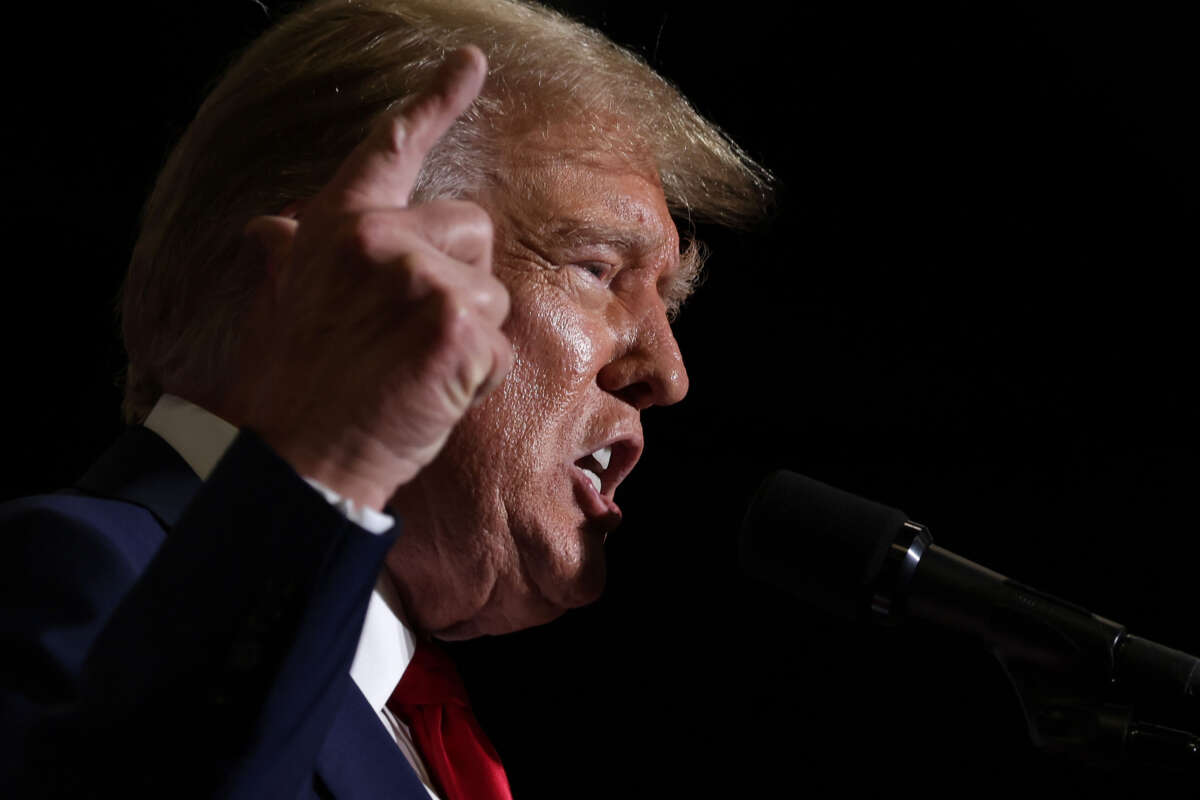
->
xmin=303 ymin=477 xmax=396 ymax=535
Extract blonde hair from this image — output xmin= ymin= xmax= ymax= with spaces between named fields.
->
xmin=120 ymin=0 xmax=771 ymax=423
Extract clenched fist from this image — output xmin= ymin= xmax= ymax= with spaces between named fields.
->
xmin=237 ymin=46 xmax=512 ymax=511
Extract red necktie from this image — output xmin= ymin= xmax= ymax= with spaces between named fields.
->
xmin=386 ymin=642 xmax=514 ymax=800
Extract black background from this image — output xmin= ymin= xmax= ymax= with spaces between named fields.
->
xmin=2 ymin=1 xmax=1194 ymax=797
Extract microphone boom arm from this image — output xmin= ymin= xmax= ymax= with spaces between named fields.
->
xmin=875 ymin=528 xmax=1200 ymax=770
xmin=741 ymin=470 xmax=1200 ymax=771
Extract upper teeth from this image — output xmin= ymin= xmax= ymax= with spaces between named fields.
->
xmin=592 ymin=446 xmax=612 ymax=470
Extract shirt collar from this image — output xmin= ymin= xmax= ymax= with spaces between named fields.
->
xmin=142 ymin=393 xmax=239 ymax=481
xmin=352 ymin=570 xmax=420 ymax=711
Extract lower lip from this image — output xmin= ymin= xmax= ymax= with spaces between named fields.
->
xmin=570 ymin=465 xmax=622 ymax=524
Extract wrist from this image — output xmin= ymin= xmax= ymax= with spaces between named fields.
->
xmin=262 ymin=429 xmax=414 ymax=512
xmin=304 ymin=477 xmax=396 ymax=533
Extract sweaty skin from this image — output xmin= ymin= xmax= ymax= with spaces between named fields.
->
xmin=212 ymin=50 xmax=691 ymax=643
xmin=386 ymin=150 xmax=692 ymax=641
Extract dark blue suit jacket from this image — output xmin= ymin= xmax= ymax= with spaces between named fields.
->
xmin=0 ymin=426 xmax=432 ymax=798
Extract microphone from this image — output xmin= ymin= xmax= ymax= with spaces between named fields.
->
xmin=739 ymin=470 xmax=1200 ymax=710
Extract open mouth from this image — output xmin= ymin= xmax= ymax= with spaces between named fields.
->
xmin=573 ymin=437 xmax=639 ymax=499
xmin=570 ymin=436 xmax=641 ymax=525
xmin=575 ymin=445 xmax=612 ymax=495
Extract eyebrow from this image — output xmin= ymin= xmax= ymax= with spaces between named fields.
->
xmin=546 ymin=220 xmax=660 ymax=253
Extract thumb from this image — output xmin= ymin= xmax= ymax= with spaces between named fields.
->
xmin=243 ymin=214 xmax=300 ymax=279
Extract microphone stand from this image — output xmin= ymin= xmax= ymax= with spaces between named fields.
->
xmin=872 ymin=524 xmax=1200 ymax=772
xmin=738 ymin=470 xmax=1200 ymax=773
xmin=998 ymin=653 xmax=1200 ymax=772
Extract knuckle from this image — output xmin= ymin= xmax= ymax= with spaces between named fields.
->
xmin=466 ymin=207 xmax=495 ymax=249
xmin=388 ymin=251 xmax=422 ymax=292
xmin=491 ymin=284 xmax=511 ymax=319
xmin=427 ymin=199 xmax=495 ymax=242
xmin=343 ymin=211 xmax=425 ymax=266
xmin=426 ymin=287 xmax=471 ymax=336
xmin=484 ymin=273 xmax=510 ymax=307
xmin=343 ymin=212 xmax=389 ymax=259
xmin=378 ymin=112 xmax=408 ymax=156
xmin=457 ymin=200 xmax=494 ymax=237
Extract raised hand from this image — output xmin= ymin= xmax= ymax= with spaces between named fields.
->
xmin=238 ymin=46 xmax=512 ymax=511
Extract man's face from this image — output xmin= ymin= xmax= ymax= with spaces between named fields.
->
xmin=386 ymin=145 xmax=692 ymax=639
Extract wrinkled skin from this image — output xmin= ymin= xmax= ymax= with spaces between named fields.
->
xmin=227 ymin=48 xmax=513 ymax=513
xmin=386 ymin=148 xmax=692 ymax=640
xmin=213 ymin=48 xmax=692 ymax=641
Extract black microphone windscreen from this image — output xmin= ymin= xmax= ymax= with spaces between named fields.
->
xmin=739 ymin=471 xmax=910 ymax=620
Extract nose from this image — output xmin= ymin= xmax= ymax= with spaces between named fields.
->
xmin=596 ymin=307 xmax=689 ymax=410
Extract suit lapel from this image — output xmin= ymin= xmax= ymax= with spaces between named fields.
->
xmin=317 ymin=682 xmax=431 ymax=799
xmin=74 ymin=425 xmax=202 ymax=529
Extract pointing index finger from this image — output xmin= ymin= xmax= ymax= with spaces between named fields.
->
xmin=322 ymin=45 xmax=488 ymax=212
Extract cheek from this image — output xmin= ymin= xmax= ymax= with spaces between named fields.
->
xmin=505 ymin=287 xmax=605 ymax=408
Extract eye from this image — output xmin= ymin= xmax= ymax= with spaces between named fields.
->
xmin=574 ymin=261 xmax=616 ymax=284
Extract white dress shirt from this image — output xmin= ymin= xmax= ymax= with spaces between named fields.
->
xmin=143 ymin=394 xmax=440 ymax=799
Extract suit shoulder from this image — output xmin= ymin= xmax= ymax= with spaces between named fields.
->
xmin=0 ymin=493 xmax=165 ymax=702
xmin=0 ymin=492 xmax=166 ymax=576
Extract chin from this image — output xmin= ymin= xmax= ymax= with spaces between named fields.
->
xmin=433 ymin=607 xmax=566 ymax=641
xmin=434 ymin=563 xmax=606 ymax=641
xmin=531 ymin=541 xmax=608 ymax=612
xmin=431 ymin=603 xmax=567 ymax=641
xmin=554 ymin=564 xmax=607 ymax=610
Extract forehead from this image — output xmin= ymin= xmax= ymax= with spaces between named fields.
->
xmin=491 ymin=144 xmax=680 ymax=256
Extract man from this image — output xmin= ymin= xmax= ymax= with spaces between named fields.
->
xmin=1 ymin=0 xmax=767 ymax=796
